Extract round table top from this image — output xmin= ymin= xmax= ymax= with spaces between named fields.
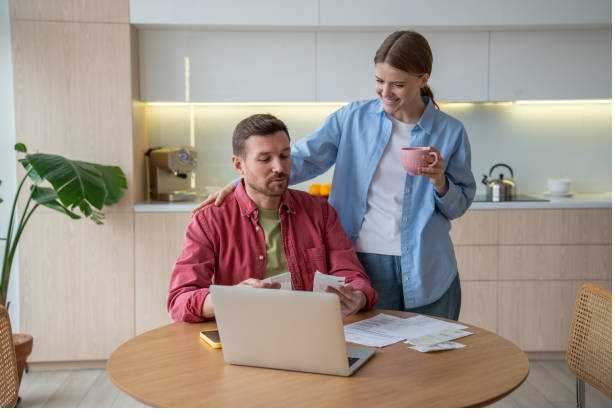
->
xmin=107 ymin=310 xmax=528 ymax=407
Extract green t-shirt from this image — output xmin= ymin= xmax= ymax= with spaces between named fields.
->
xmin=258 ymin=207 xmax=289 ymax=278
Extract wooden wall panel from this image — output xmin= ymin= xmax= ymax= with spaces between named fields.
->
xmin=459 ymin=281 xmax=498 ymax=333
xmin=450 ymin=210 xmax=498 ymax=245
xmin=499 ymin=245 xmax=611 ymax=280
xmin=9 ymin=0 xmax=128 ymax=23
xmin=11 ymin=20 xmax=134 ymax=210
xmin=135 ymin=213 xmax=191 ymax=334
xmin=20 ymin=211 xmax=134 ymax=361
xmin=499 ymin=209 xmax=611 ymax=245
xmin=455 ymin=246 xmax=498 ymax=280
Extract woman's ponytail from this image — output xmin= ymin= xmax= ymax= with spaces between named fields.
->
xmin=420 ymin=85 xmax=438 ymax=110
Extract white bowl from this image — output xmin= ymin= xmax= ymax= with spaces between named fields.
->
xmin=547 ymin=178 xmax=571 ymax=195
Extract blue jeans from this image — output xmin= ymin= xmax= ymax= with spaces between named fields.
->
xmin=357 ymin=252 xmax=462 ymax=321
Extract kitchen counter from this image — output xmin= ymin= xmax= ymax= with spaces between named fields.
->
xmin=134 ymin=192 xmax=611 ymax=212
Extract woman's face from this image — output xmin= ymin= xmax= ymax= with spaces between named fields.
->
xmin=375 ymin=62 xmax=428 ymax=118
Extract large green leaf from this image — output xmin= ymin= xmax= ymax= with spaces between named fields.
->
xmin=31 ymin=186 xmax=80 ymax=219
xmin=19 ymin=158 xmax=43 ymax=183
xmin=24 ymin=153 xmax=120 ymax=210
xmin=84 ymin=163 xmax=128 ymax=205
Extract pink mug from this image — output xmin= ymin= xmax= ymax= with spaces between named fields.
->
xmin=401 ymin=147 xmax=438 ymax=175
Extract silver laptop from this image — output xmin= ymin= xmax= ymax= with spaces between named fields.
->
xmin=209 ymin=285 xmax=376 ymax=376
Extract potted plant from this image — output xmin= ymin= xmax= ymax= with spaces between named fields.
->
xmin=1 ymin=143 xmax=127 ymax=390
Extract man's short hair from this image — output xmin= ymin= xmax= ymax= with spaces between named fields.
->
xmin=232 ymin=114 xmax=290 ymax=156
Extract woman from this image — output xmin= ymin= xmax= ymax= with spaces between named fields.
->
xmin=198 ymin=31 xmax=475 ymax=320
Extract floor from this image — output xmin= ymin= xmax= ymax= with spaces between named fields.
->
xmin=16 ymin=360 xmax=611 ymax=408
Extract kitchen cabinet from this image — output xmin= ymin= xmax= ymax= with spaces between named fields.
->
xmin=20 ymin=212 xmax=135 ymax=362
xmin=130 ymin=0 xmax=319 ymax=27
xmin=489 ymin=30 xmax=611 ymax=100
xmin=317 ymin=0 xmax=611 ymax=28
xmin=10 ymin=0 xmax=129 ymax=22
xmin=12 ymin=19 xmax=135 ymax=210
xmin=189 ymin=31 xmax=316 ymax=102
xmin=453 ymin=208 xmax=612 ymax=353
xmin=139 ymin=27 xmax=610 ymax=102
xmin=135 ymin=213 xmax=191 ymax=334
xmin=499 ymin=280 xmax=610 ymax=351
xmin=11 ymin=1 xmax=137 ymax=362
xmin=138 ymin=30 xmax=190 ymax=102
xmin=316 ymin=31 xmax=489 ymax=102
xmin=139 ymin=30 xmax=316 ymax=102
xmin=129 ymin=0 xmax=611 ymax=28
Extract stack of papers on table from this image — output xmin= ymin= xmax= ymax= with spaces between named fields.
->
xmin=267 ymin=271 xmax=345 ymax=292
xmin=344 ymin=313 xmax=474 ymax=351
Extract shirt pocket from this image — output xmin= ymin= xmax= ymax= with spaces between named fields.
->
xmin=304 ymin=246 xmax=328 ymax=275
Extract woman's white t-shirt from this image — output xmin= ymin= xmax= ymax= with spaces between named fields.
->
xmin=354 ymin=115 xmax=414 ymax=256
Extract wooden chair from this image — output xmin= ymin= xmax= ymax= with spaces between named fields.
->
xmin=0 ymin=305 xmax=19 ymax=407
xmin=565 ymin=283 xmax=612 ymax=407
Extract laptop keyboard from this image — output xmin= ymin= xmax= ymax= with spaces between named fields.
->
xmin=348 ymin=357 xmax=359 ymax=367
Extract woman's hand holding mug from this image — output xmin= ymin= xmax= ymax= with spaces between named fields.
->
xmin=400 ymin=146 xmax=447 ymax=196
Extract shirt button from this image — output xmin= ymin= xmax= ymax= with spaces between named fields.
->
xmin=255 ymin=227 xmax=260 ymax=231
xmin=259 ymin=255 xmax=264 ymax=260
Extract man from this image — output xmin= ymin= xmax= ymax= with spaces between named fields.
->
xmin=167 ymin=114 xmax=377 ymax=322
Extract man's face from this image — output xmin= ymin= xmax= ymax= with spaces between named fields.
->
xmin=233 ymin=131 xmax=291 ymax=197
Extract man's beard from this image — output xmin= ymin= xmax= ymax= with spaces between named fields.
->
xmin=246 ymin=173 xmax=288 ymax=197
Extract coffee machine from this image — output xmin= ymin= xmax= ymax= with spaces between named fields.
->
xmin=146 ymin=146 xmax=198 ymax=202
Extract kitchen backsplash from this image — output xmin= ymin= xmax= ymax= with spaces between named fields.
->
xmin=145 ymin=101 xmax=611 ymax=196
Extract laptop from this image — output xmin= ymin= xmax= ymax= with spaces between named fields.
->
xmin=209 ymin=285 xmax=376 ymax=376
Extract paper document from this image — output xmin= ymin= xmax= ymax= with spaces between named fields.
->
xmin=405 ymin=328 xmax=474 ymax=347
xmin=344 ymin=313 xmax=408 ymax=347
xmin=408 ymin=341 xmax=466 ymax=353
xmin=391 ymin=315 xmax=468 ymax=341
xmin=343 ymin=313 xmax=470 ymax=348
xmin=344 ymin=328 xmax=405 ymax=348
xmin=267 ymin=272 xmax=292 ymax=290
xmin=313 ymin=271 xmax=345 ymax=293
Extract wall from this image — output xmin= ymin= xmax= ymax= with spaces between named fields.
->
xmin=145 ymin=101 xmax=611 ymax=196
xmin=0 ymin=0 xmax=18 ymax=330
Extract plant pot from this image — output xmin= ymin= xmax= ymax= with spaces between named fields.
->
xmin=12 ymin=333 xmax=33 ymax=389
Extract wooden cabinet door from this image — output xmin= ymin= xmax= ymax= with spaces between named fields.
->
xmin=499 ymin=209 xmax=611 ymax=245
xmin=459 ymin=281 xmax=498 ymax=333
xmin=451 ymin=210 xmax=498 ymax=245
xmin=135 ymin=213 xmax=191 ymax=334
xmin=20 ymin=212 xmax=135 ymax=361
xmin=498 ymin=280 xmax=611 ymax=351
xmin=489 ymin=30 xmax=611 ymax=100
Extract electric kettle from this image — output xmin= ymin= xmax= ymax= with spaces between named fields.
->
xmin=481 ymin=163 xmax=516 ymax=202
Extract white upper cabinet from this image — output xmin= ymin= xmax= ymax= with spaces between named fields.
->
xmin=316 ymin=32 xmax=383 ymax=101
xmin=189 ymin=31 xmax=316 ymax=102
xmin=139 ymin=30 xmax=190 ymax=102
xmin=131 ymin=0 xmax=319 ymax=27
xmin=318 ymin=0 xmax=611 ymax=28
xmin=423 ymin=32 xmax=489 ymax=102
xmin=489 ymin=30 xmax=612 ymax=100
xmin=139 ymin=30 xmax=316 ymax=102
xmin=316 ymin=31 xmax=488 ymax=102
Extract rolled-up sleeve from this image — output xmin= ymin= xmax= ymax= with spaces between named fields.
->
xmin=434 ymin=126 xmax=476 ymax=220
xmin=321 ymin=203 xmax=377 ymax=309
xmin=167 ymin=213 xmax=216 ymax=322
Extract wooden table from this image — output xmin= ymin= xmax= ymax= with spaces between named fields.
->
xmin=107 ymin=310 xmax=528 ymax=407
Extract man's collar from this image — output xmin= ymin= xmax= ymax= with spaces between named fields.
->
xmin=235 ymin=179 xmax=297 ymax=217
xmin=370 ymin=96 xmax=436 ymax=135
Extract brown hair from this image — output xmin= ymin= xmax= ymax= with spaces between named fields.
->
xmin=374 ymin=31 xmax=438 ymax=109
xmin=232 ymin=114 xmax=290 ymax=156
